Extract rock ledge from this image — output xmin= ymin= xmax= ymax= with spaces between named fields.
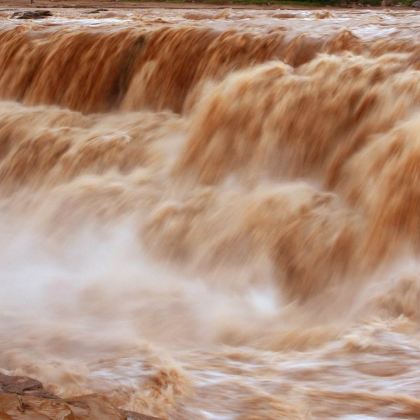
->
xmin=0 ymin=373 xmax=160 ymax=420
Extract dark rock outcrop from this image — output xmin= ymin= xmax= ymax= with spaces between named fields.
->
xmin=11 ymin=10 xmax=52 ymax=19
xmin=87 ymin=8 xmax=109 ymax=14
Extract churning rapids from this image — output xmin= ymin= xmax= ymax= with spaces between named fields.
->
xmin=0 ymin=5 xmax=420 ymax=419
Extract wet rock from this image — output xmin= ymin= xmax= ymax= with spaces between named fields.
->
xmin=87 ymin=9 xmax=109 ymax=14
xmin=0 ymin=373 xmax=160 ymax=420
xmin=413 ymin=0 xmax=420 ymax=7
xmin=123 ymin=410 xmax=162 ymax=420
xmin=0 ymin=373 xmax=59 ymax=400
xmin=0 ymin=373 xmax=43 ymax=394
xmin=11 ymin=10 xmax=52 ymax=20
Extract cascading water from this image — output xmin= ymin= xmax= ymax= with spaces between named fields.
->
xmin=0 ymin=6 xmax=419 ymax=419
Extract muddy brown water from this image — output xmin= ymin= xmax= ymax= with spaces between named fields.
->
xmin=0 ymin=6 xmax=420 ymax=419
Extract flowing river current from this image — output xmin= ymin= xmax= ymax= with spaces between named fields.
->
xmin=0 ymin=5 xmax=420 ymax=419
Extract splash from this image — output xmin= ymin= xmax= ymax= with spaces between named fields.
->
xmin=0 ymin=6 xmax=420 ymax=419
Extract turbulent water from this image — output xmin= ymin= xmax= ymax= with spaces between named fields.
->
xmin=0 ymin=6 xmax=420 ymax=419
